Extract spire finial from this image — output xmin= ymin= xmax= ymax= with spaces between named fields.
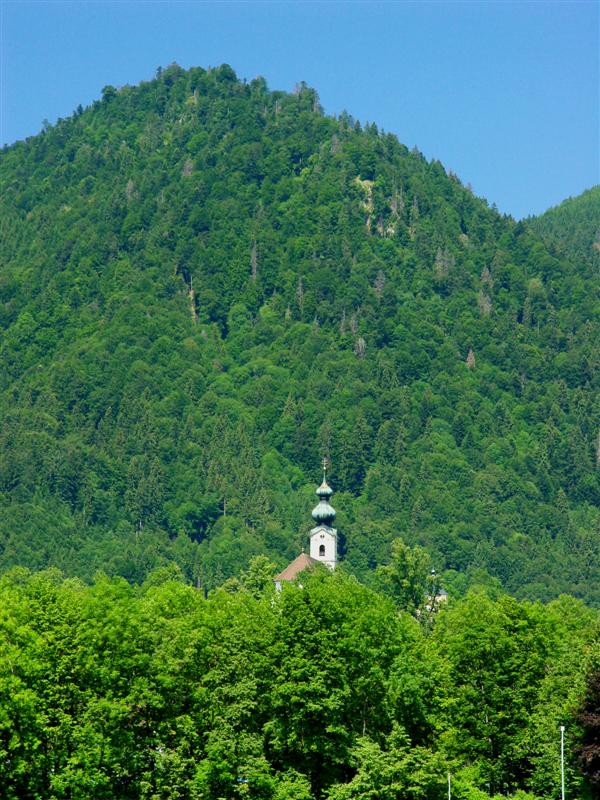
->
xmin=322 ymin=456 xmax=328 ymax=481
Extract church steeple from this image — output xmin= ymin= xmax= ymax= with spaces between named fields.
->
xmin=273 ymin=459 xmax=339 ymax=589
xmin=309 ymin=458 xmax=338 ymax=569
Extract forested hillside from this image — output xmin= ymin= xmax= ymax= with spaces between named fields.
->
xmin=1 ymin=64 xmax=599 ymax=600
xmin=530 ymin=186 xmax=600 ymax=270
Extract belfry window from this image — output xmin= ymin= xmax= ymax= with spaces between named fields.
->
xmin=319 ymin=544 xmax=325 ymax=557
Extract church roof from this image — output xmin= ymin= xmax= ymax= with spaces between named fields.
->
xmin=274 ymin=552 xmax=319 ymax=582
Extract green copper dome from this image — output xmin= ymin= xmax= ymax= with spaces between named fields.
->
xmin=312 ymin=480 xmax=336 ymax=525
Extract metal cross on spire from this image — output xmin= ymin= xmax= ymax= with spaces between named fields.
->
xmin=322 ymin=456 xmax=328 ymax=481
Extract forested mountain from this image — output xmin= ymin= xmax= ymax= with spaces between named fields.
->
xmin=530 ymin=186 xmax=600 ymax=270
xmin=1 ymin=64 xmax=599 ymax=601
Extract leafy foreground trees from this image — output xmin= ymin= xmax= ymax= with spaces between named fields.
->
xmin=575 ymin=642 xmax=600 ymax=792
xmin=1 ymin=564 xmax=598 ymax=800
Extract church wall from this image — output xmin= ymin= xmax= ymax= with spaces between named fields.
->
xmin=309 ymin=525 xmax=337 ymax=570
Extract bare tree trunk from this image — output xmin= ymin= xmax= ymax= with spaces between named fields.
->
xmin=251 ymin=241 xmax=258 ymax=281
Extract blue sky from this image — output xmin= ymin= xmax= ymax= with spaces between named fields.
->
xmin=2 ymin=0 xmax=598 ymax=218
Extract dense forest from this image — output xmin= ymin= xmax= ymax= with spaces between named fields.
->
xmin=1 ymin=63 xmax=600 ymax=800
xmin=1 ymin=565 xmax=599 ymax=799
xmin=530 ymin=186 xmax=600 ymax=272
xmin=0 ymin=63 xmax=598 ymax=601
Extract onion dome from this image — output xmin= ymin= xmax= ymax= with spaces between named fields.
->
xmin=312 ymin=477 xmax=336 ymax=526
xmin=316 ymin=480 xmax=333 ymax=499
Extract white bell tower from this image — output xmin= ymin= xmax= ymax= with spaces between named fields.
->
xmin=309 ymin=459 xmax=337 ymax=570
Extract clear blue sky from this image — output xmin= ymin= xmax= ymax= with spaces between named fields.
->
xmin=1 ymin=0 xmax=598 ymax=218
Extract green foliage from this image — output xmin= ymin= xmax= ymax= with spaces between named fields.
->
xmin=530 ymin=186 xmax=600 ymax=270
xmin=574 ymin=638 xmax=600 ymax=795
xmin=0 ymin=64 xmax=599 ymax=603
xmin=240 ymin=554 xmax=278 ymax=597
xmin=434 ymin=592 xmax=551 ymax=793
xmin=375 ymin=538 xmax=431 ymax=616
xmin=0 ymin=568 xmax=596 ymax=798
xmin=326 ymin=729 xmax=447 ymax=800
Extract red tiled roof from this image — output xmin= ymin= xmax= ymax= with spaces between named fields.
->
xmin=274 ymin=552 xmax=319 ymax=582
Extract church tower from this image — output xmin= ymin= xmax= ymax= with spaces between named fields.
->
xmin=309 ymin=460 xmax=337 ymax=570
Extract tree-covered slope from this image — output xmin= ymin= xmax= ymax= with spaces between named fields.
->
xmin=1 ymin=64 xmax=598 ymax=600
xmin=530 ymin=185 xmax=600 ymax=269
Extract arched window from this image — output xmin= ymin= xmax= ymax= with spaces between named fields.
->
xmin=319 ymin=544 xmax=325 ymax=557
